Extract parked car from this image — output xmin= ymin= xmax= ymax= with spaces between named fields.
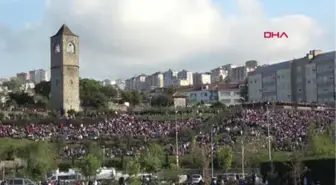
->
xmin=1 ymin=178 xmax=37 ymax=185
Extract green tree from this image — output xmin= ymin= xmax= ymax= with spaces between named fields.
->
xmin=130 ymin=91 xmax=142 ymax=105
xmin=140 ymin=143 xmax=165 ymax=172
xmin=151 ymin=95 xmax=173 ymax=107
xmin=84 ymin=141 xmax=103 ymax=161
xmin=8 ymin=92 xmax=35 ymax=107
xmin=287 ymin=151 xmax=308 ymax=185
xmin=3 ymin=78 xmax=24 ymax=92
xmin=34 ymin=81 xmax=51 ymax=98
xmin=80 ymin=78 xmax=108 ymax=109
xmin=77 ymin=154 xmax=101 ymax=180
xmin=18 ymin=142 xmax=57 ymax=180
xmin=216 ymin=146 xmax=233 ymax=172
xmin=125 ymin=156 xmax=141 ymax=176
xmin=190 ymin=137 xmax=205 ymax=169
xmin=100 ymin=85 xmax=118 ymax=100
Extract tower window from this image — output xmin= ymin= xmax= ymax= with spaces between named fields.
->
xmin=70 ymin=80 xmax=73 ymax=84
xmin=56 ymin=80 xmax=60 ymax=86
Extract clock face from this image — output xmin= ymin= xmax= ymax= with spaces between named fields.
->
xmin=67 ymin=42 xmax=75 ymax=53
xmin=54 ymin=44 xmax=61 ymax=53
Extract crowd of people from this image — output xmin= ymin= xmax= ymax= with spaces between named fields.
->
xmin=0 ymin=106 xmax=334 ymax=158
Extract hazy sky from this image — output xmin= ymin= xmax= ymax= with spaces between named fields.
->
xmin=0 ymin=0 xmax=335 ymax=80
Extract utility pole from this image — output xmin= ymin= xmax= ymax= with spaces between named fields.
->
xmin=267 ymin=107 xmax=272 ymax=161
xmin=211 ymin=124 xmax=214 ymax=178
xmin=175 ymin=110 xmax=179 ymax=167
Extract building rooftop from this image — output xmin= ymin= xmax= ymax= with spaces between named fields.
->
xmin=51 ymin=24 xmax=78 ymax=38
xmin=312 ymin=51 xmax=335 ymax=62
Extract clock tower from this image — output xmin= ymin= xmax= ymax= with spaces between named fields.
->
xmin=50 ymin=24 xmax=80 ymax=113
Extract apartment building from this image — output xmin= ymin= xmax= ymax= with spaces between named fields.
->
xmin=163 ymin=69 xmax=177 ymax=87
xmin=217 ymin=83 xmax=242 ymax=106
xmin=177 ymin=70 xmax=193 ymax=85
xmin=211 ymin=61 xmax=257 ymax=83
xmin=135 ymin=74 xmax=147 ymax=91
xmin=248 ymin=50 xmax=335 ymax=105
xmin=29 ymin=69 xmax=49 ymax=84
xmin=125 ymin=77 xmax=136 ymax=91
xmin=193 ymin=72 xmax=211 ymax=86
xmin=145 ymin=72 xmax=164 ymax=90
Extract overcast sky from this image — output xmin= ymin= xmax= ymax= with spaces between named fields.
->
xmin=0 ymin=0 xmax=335 ymax=80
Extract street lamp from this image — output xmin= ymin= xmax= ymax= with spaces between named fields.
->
xmin=211 ymin=124 xmax=214 ymax=178
xmin=240 ymin=130 xmax=245 ymax=179
xmin=175 ymin=110 xmax=179 ymax=167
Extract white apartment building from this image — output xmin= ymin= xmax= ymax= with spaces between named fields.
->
xmin=135 ymin=74 xmax=147 ymax=91
xmin=217 ymin=83 xmax=242 ymax=106
xmin=145 ymin=72 xmax=164 ymax=90
xmin=172 ymin=79 xmax=190 ymax=87
xmin=177 ymin=70 xmax=193 ymax=86
xmin=211 ymin=61 xmax=258 ymax=83
xmin=248 ymin=50 xmax=335 ymax=105
xmin=210 ymin=64 xmax=233 ymax=83
xmin=101 ymin=79 xmax=116 ymax=86
xmin=29 ymin=69 xmax=49 ymax=84
xmin=125 ymin=77 xmax=137 ymax=91
xmin=163 ymin=69 xmax=178 ymax=87
xmin=193 ymin=73 xmax=211 ymax=86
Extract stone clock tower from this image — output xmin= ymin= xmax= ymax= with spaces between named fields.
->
xmin=50 ymin=24 xmax=80 ymax=112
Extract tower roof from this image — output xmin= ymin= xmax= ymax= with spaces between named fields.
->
xmin=51 ymin=24 xmax=78 ymax=38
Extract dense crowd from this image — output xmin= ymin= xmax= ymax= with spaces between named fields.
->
xmin=0 ymin=107 xmax=334 ymax=158
xmin=212 ymin=108 xmax=335 ymax=151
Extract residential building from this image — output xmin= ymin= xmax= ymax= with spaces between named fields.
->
xmin=177 ymin=70 xmax=193 ymax=85
xmin=115 ymin=79 xmax=125 ymax=90
xmin=248 ymin=50 xmax=335 ymax=105
xmin=145 ymin=72 xmax=164 ymax=90
xmin=217 ymin=83 xmax=242 ymax=106
xmin=172 ymin=79 xmax=190 ymax=87
xmin=135 ymin=74 xmax=147 ymax=91
xmin=29 ymin=69 xmax=49 ymax=84
xmin=211 ymin=61 xmax=258 ymax=83
xmin=184 ymin=84 xmax=218 ymax=105
xmin=210 ymin=65 xmax=231 ymax=83
xmin=16 ymin=72 xmax=29 ymax=81
xmin=163 ymin=69 xmax=178 ymax=87
xmin=193 ymin=73 xmax=211 ymax=86
xmin=101 ymin=79 xmax=115 ymax=86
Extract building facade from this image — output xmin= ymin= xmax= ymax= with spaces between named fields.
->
xmin=177 ymin=70 xmax=193 ymax=86
xmin=193 ymin=73 xmax=211 ymax=86
xmin=29 ymin=69 xmax=49 ymax=84
xmin=217 ymin=83 xmax=242 ymax=106
xmin=163 ymin=69 xmax=177 ymax=87
xmin=248 ymin=50 xmax=335 ymax=105
xmin=50 ymin=24 xmax=80 ymax=112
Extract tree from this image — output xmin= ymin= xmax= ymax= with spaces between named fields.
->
xmin=77 ymin=154 xmax=101 ymax=180
xmin=80 ymin=78 xmax=109 ymax=109
xmin=34 ymin=81 xmax=51 ymax=98
xmin=100 ymin=85 xmax=118 ymax=99
xmin=3 ymin=78 xmax=24 ymax=92
xmin=190 ymin=137 xmax=206 ymax=170
xmin=8 ymin=92 xmax=35 ymax=107
xmin=287 ymin=151 xmax=308 ymax=185
xmin=216 ymin=146 xmax=233 ymax=172
xmin=151 ymin=95 xmax=173 ymax=107
xmin=125 ymin=156 xmax=141 ymax=176
xmin=120 ymin=91 xmax=142 ymax=105
xmin=140 ymin=143 xmax=165 ymax=172
xmin=17 ymin=142 xmax=57 ymax=180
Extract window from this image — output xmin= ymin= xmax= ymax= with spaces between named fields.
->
xmin=56 ymin=79 xmax=59 ymax=86
xmin=307 ymin=80 xmax=311 ymax=84
xmin=13 ymin=180 xmax=23 ymax=185
xmin=70 ymin=80 xmax=73 ymax=84
xmin=220 ymin=92 xmax=230 ymax=96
